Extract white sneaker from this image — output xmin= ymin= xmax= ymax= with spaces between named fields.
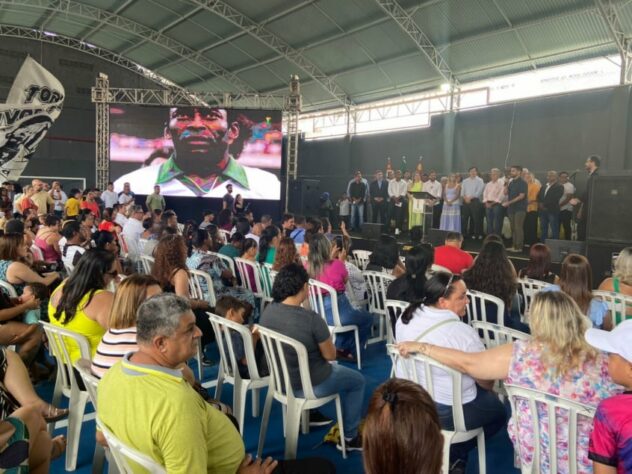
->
xmin=394 ymin=228 xmax=400 ymax=235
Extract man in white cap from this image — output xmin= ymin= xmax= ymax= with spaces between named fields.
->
xmin=585 ymin=320 xmax=632 ymax=473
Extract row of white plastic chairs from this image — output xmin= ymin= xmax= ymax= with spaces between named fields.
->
xmin=42 ymin=312 xmax=592 ymax=474
xmin=40 ymin=308 xmax=353 ymax=472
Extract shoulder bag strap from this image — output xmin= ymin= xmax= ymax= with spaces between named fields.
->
xmin=413 ymin=318 xmax=458 ymax=342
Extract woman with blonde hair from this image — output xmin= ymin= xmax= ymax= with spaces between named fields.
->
xmin=598 ymin=246 xmax=632 ymax=298
xmin=90 ymin=274 xmax=162 ymax=378
xmin=397 ymin=291 xmax=621 ymax=474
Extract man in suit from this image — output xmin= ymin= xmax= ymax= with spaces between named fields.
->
xmin=369 ymin=170 xmax=389 ymax=225
xmin=537 ymin=170 xmax=565 ymax=241
xmin=572 ymin=155 xmax=600 ymax=241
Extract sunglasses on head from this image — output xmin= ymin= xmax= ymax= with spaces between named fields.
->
xmin=443 ymin=274 xmax=454 ymax=298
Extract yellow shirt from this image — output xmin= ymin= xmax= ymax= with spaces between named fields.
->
xmin=64 ymin=197 xmax=81 ymax=217
xmin=98 ymin=357 xmax=244 ymax=474
xmin=48 ymin=286 xmax=106 ymax=363
xmin=527 ymin=182 xmax=541 ymax=213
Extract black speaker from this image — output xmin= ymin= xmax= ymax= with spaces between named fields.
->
xmin=586 ymin=241 xmax=629 ymax=287
xmin=587 ymin=175 xmax=632 ymax=243
xmin=288 ymin=179 xmax=321 ymax=215
xmin=545 ymin=239 xmax=586 ymax=264
xmin=425 ymin=229 xmax=451 ymax=247
xmin=361 ymin=223 xmax=383 ymax=240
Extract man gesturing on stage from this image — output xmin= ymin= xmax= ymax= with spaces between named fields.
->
xmin=114 ymin=107 xmax=280 ymax=199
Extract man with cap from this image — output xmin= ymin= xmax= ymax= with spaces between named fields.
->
xmin=585 ymin=320 xmax=632 ymax=473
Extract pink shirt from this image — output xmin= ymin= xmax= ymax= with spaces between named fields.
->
xmin=483 ymin=180 xmax=505 ymax=204
xmin=316 ymin=259 xmax=348 ymax=293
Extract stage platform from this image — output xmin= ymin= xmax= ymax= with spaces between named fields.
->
xmin=345 ymin=229 xmax=558 ymax=275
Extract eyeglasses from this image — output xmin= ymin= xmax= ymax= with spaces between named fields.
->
xmin=443 ymin=274 xmax=454 ymax=298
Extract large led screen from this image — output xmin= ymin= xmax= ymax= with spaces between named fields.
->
xmin=109 ymin=105 xmax=282 ymax=199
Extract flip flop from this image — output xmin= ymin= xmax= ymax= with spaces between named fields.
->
xmin=43 ymin=405 xmax=69 ymax=423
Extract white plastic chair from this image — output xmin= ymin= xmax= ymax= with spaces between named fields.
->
xmin=465 ymin=289 xmax=506 ymax=327
xmin=430 ymin=263 xmax=452 ymax=274
xmin=255 ymin=325 xmax=346 ymax=460
xmin=0 ymin=280 xmax=18 ymax=298
xmin=206 ymin=250 xmax=236 ymax=276
xmin=188 ymin=269 xmax=217 ymax=307
xmin=234 ymin=257 xmax=269 ymax=313
xmin=74 ymin=359 xmax=117 ymax=474
xmin=505 ymin=384 xmax=596 ymax=474
xmin=208 ymin=313 xmax=269 ymax=434
xmin=41 ymin=322 xmax=91 ymax=471
xmin=471 ymin=321 xmax=529 ymax=400
xmin=384 ymin=299 xmax=408 ymax=345
xmin=96 ymin=418 xmax=167 ymax=474
xmin=593 ymin=290 xmax=632 ymax=327
xmin=176 ymin=222 xmax=184 ymax=235
xmin=308 ymin=279 xmax=362 ymax=369
xmin=351 ymin=250 xmax=371 ymax=270
xmin=218 ymin=229 xmax=231 ymax=244
xmin=388 ymin=344 xmax=486 ymax=474
xmin=363 ymin=270 xmax=396 ymax=343
xmin=139 ymin=255 xmax=154 ymax=275
xmin=518 ymin=278 xmax=552 ymax=317
xmin=30 ymin=244 xmax=44 ymax=261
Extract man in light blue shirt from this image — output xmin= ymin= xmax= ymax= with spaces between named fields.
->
xmin=460 ymin=166 xmax=485 ymax=239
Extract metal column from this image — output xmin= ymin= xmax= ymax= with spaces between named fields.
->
xmin=92 ymin=73 xmax=110 ymax=190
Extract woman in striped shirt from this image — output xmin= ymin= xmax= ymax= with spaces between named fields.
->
xmin=91 ymin=274 xmax=162 ymax=378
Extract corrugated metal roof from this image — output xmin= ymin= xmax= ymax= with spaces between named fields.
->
xmin=0 ymin=0 xmax=626 ymax=110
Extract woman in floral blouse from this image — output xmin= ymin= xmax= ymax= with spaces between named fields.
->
xmin=397 ymin=291 xmax=621 ymax=474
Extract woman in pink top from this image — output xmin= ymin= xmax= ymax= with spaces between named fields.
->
xmin=398 ymin=291 xmax=621 ymax=474
xmin=307 ymin=234 xmax=372 ymax=360
xmin=34 ymin=215 xmax=62 ymax=263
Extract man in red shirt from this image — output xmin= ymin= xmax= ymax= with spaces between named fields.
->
xmin=434 ymin=232 xmax=474 ymax=275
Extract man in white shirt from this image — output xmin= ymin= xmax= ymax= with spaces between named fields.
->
xmin=558 ymin=171 xmax=575 ymax=240
xmin=422 ymin=170 xmax=443 ymax=228
xmin=388 ymin=170 xmax=408 ymax=235
xmin=49 ymin=181 xmax=67 ymax=218
xmin=121 ymin=205 xmax=145 ymax=262
xmin=118 ymin=182 xmax=135 ymax=206
xmin=483 ymin=168 xmax=505 ymax=236
xmin=101 ymin=182 xmax=119 ymax=209
xmin=113 ymin=203 xmax=128 ymax=228
xmin=113 ymin=107 xmax=280 ymax=199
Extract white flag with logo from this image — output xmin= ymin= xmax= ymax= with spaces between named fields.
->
xmin=0 ymin=56 xmax=65 ymax=181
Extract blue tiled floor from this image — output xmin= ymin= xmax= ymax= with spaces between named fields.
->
xmin=39 ymin=341 xmax=519 ymax=473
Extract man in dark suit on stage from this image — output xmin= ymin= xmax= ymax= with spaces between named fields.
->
xmin=537 ymin=170 xmax=564 ymax=241
xmin=369 ymin=170 xmax=389 ymax=225
xmin=571 ymin=155 xmax=600 ymax=241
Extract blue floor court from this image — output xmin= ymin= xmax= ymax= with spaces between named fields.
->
xmin=40 ymin=341 xmax=519 ymax=473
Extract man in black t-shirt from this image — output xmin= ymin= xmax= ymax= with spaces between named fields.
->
xmin=222 ymin=183 xmax=234 ymax=210
xmin=503 ymin=165 xmax=528 ymax=252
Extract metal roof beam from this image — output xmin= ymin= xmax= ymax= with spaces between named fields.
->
xmin=187 ymin=0 xmax=351 ymax=107
xmin=151 ymin=0 xmax=314 ymax=71
xmin=78 ymin=0 xmax=134 ymax=41
xmin=593 ymin=0 xmax=631 ymax=83
xmin=0 ymin=0 xmax=257 ymax=95
xmin=490 ymin=0 xmax=537 ymax=70
xmin=374 ymin=0 xmax=459 ymax=87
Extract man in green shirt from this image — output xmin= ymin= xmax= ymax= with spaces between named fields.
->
xmin=219 ymin=232 xmax=244 ymax=259
xmin=145 ymin=185 xmax=165 ymax=212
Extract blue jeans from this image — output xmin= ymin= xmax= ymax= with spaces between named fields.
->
xmin=485 ymin=204 xmax=503 ymax=236
xmin=436 ymin=386 xmax=507 ymax=463
xmin=350 ymin=203 xmax=364 ymax=230
xmin=323 ymin=294 xmax=372 ymax=353
xmin=539 ymin=211 xmax=559 ymax=241
xmin=302 ymin=363 xmax=365 ymax=439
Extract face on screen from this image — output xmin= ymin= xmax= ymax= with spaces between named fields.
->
xmin=167 ymin=107 xmax=236 ymax=163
